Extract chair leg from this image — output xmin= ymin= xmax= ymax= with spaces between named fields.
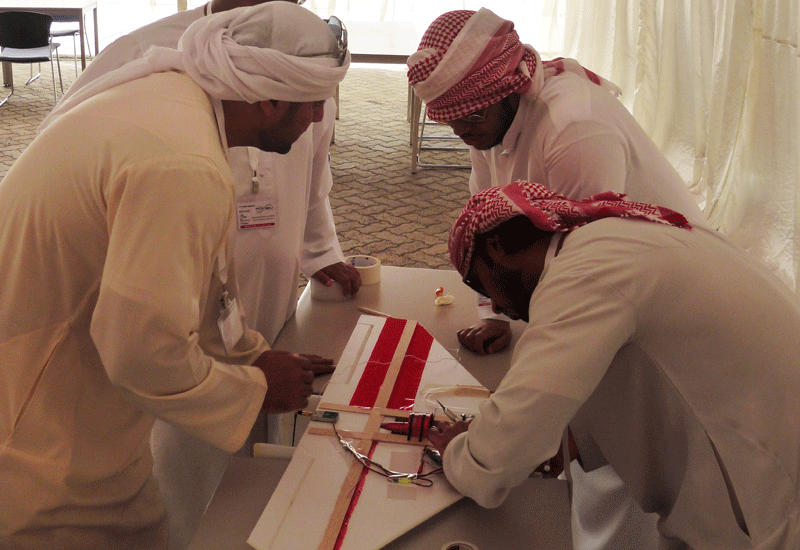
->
xmin=56 ymin=55 xmax=63 ymax=93
xmin=83 ymin=15 xmax=92 ymax=58
xmin=49 ymin=54 xmax=63 ymax=104
xmin=26 ymin=63 xmax=41 ymax=85
xmin=0 ymin=79 xmax=14 ymax=108
xmin=71 ymin=33 xmax=78 ymax=76
xmin=50 ymin=59 xmax=57 ymax=102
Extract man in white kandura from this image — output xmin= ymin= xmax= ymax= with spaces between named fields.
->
xmin=432 ymin=180 xmax=800 ymax=550
xmin=0 ymin=4 xmax=348 ymax=549
xmin=40 ymin=3 xmax=361 ymax=547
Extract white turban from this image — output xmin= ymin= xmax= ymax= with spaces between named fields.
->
xmin=39 ymin=2 xmax=349 ymax=131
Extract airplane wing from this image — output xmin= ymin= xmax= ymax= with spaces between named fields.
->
xmin=248 ymin=314 xmax=490 ymax=550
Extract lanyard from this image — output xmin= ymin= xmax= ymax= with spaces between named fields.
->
xmin=248 ymin=147 xmax=260 ymax=194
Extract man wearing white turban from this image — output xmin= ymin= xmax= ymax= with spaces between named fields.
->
xmin=0 ymin=3 xmax=348 ymax=548
xmin=408 ymin=9 xmax=705 ymax=550
xmin=40 ymin=4 xmax=359 ymax=547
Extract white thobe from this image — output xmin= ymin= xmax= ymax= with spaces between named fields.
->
xmin=56 ymin=10 xmax=345 ymax=548
xmin=466 ymin=70 xmax=705 ymax=547
xmin=0 ymin=72 xmax=268 ymax=549
xmin=444 ymin=218 xmax=800 ymax=549
xmin=228 ymin=99 xmax=342 ymax=345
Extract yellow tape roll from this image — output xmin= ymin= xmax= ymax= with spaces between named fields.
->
xmin=345 ymin=254 xmax=381 ymax=286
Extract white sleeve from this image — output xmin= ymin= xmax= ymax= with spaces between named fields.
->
xmin=443 ymin=257 xmax=636 ymax=508
xmin=90 ymin=156 xmax=267 ymax=453
xmin=300 ymin=98 xmax=345 ymax=277
xmin=444 ymin=390 xmax=579 ymax=508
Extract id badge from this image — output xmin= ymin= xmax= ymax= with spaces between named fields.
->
xmin=237 ymin=199 xmax=276 ymax=230
xmin=217 ymin=291 xmax=244 ymax=354
xmin=476 ymin=294 xmax=492 ymax=308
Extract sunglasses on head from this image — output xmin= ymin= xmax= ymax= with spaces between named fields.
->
xmin=294 ymin=15 xmax=348 ymax=63
xmin=325 ymin=15 xmax=348 ymax=63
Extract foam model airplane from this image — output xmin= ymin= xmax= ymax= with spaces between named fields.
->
xmin=248 ymin=314 xmax=490 ymax=550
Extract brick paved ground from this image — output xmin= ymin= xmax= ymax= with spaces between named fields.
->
xmin=1 ymin=64 xmax=471 ymax=273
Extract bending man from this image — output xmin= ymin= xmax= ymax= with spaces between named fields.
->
xmin=431 ymin=180 xmax=800 ymax=549
xmin=0 ymin=4 xmax=347 ymax=548
xmin=41 ymin=5 xmax=360 ymax=547
xmin=42 ymin=0 xmax=361 ymax=345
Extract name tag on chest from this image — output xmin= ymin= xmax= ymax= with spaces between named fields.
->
xmin=237 ymin=199 xmax=276 ymax=229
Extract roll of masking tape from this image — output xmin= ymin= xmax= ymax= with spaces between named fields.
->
xmin=309 ymin=278 xmax=353 ymax=302
xmin=346 ymin=254 xmax=381 ymax=286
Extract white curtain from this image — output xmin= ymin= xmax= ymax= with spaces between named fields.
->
xmin=538 ymin=0 xmax=800 ymax=291
xmin=304 ymin=0 xmax=799 ymax=289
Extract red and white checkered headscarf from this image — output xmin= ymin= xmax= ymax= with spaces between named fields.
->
xmin=449 ymin=181 xmax=692 ymax=276
xmin=408 ymin=8 xmax=620 ymax=123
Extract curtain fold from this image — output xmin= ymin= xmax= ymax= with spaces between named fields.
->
xmin=551 ymin=0 xmax=800 ymax=291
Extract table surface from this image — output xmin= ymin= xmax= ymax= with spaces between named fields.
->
xmin=0 ymin=0 xmax=95 ymax=8
xmin=187 ymin=266 xmax=572 ymax=550
xmin=346 ymin=20 xmax=418 ymax=64
xmin=273 ymin=265 xmax=526 ymax=392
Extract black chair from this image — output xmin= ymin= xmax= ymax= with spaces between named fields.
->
xmin=50 ymin=14 xmax=92 ymax=77
xmin=0 ymin=11 xmax=64 ymax=107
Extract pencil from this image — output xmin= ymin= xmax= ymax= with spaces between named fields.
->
xmin=357 ymin=306 xmax=391 ymax=317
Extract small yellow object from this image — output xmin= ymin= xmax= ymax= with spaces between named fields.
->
xmin=434 ymin=294 xmax=455 ymax=306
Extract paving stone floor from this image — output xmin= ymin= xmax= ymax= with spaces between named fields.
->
xmin=1 ymin=62 xmax=472 ymax=273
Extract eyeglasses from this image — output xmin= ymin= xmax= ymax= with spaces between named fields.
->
xmin=445 ymin=106 xmax=489 ymax=126
xmin=461 ymin=255 xmax=490 ymax=298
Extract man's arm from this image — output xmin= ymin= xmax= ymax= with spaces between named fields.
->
xmin=301 ymin=97 xmax=362 ymax=296
xmin=300 ymin=98 xmax=348 ymax=276
xmin=90 ymin=157 xmax=274 ymax=452
xmin=439 ymin=250 xmax=637 ymax=508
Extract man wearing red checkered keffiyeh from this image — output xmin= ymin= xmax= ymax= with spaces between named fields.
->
xmin=407 ymin=8 xmax=702 ymax=355
xmin=429 ymin=181 xmax=800 ymax=550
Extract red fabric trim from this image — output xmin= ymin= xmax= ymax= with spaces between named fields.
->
xmin=387 ymin=324 xmax=434 ymax=411
xmin=349 ymin=318 xmax=407 ymax=408
xmin=333 ymin=441 xmax=379 ymax=550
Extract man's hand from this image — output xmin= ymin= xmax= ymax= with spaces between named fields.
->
xmin=312 ymin=262 xmax=362 ymax=297
xmin=252 ymin=350 xmax=331 ymax=413
xmin=298 ymin=354 xmax=336 ymax=377
xmin=428 ymin=420 xmax=471 ymax=456
xmin=457 ymin=319 xmax=511 ymax=355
